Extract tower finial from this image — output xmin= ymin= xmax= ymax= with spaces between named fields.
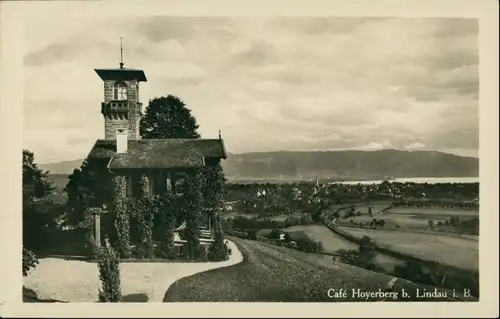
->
xmin=218 ymin=129 xmax=222 ymax=140
xmin=119 ymin=37 xmax=124 ymax=69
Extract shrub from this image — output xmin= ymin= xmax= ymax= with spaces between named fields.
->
xmin=177 ymin=244 xmax=190 ymax=260
xmin=285 ymin=217 xmax=299 ymax=227
xmin=247 ymin=230 xmax=258 ymax=240
xmin=197 ymin=245 xmax=208 ymax=262
xmin=22 ymin=247 xmax=39 ymax=277
xmin=208 ymin=237 xmax=232 ymax=261
xmin=316 ymin=241 xmax=324 ymax=252
xmin=84 ymin=232 xmax=99 ymax=259
xmin=300 ymin=214 xmax=313 ymax=224
xmin=97 ymin=245 xmax=121 ymax=302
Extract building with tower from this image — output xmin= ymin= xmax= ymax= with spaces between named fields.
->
xmin=85 ymin=43 xmax=227 ymax=246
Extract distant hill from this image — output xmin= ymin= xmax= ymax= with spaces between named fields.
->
xmin=39 ymin=149 xmax=478 ymax=179
xmin=39 ymin=159 xmax=83 ymax=175
xmin=222 ymin=149 xmax=478 ymax=180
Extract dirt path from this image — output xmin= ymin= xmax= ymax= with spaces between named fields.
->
xmin=23 ymin=240 xmax=243 ymax=302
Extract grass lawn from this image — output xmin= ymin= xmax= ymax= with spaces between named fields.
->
xmin=163 ymin=237 xmax=467 ymax=302
xmin=340 ymin=227 xmax=479 ymax=271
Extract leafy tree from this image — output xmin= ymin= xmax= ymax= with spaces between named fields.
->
xmin=65 ymin=160 xmax=113 ymax=227
xmin=428 ymin=220 xmax=435 ymax=229
xmin=140 ymin=95 xmax=200 ymax=139
xmin=23 ymin=149 xmax=58 ymax=251
xmin=22 ymin=247 xmax=39 ymax=277
xmin=450 ymin=216 xmax=461 ymax=227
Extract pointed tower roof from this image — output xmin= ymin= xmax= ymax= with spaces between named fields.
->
xmin=94 ymin=37 xmax=147 ymax=82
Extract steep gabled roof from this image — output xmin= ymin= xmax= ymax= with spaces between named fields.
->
xmin=87 ymin=138 xmax=227 ymax=169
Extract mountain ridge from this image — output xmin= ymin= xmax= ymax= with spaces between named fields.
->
xmin=38 ymin=149 xmax=478 ymax=179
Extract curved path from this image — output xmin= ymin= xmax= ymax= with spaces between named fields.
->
xmin=23 ymin=240 xmax=243 ymax=302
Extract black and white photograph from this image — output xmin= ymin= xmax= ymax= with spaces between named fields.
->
xmin=0 ymin=0 xmax=498 ymax=317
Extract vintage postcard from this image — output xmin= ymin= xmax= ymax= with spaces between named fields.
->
xmin=0 ymin=0 xmax=498 ymax=317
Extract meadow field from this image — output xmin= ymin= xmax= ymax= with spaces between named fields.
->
xmin=282 ymin=224 xmax=405 ymax=272
xmin=339 ymin=227 xmax=479 ymax=271
xmin=283 ymin=225 xmax=359 ymax=253
xmin=334 ymin=202 xmax=392 ymax=215
xmin=337 ymin=205 xmax=479 ymax=235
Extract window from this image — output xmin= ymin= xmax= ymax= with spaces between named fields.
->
xmin=173 ymin=172 xmax=187 ymax=195
xmin=128 ymin=174 xmax=142 ymax=198
xmin=113 ymin=81 xmax=128 ymax=100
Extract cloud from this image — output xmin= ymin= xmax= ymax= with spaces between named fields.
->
xmin=22 ymin=16 xmax=479 ymax=163
xmin=359 ymin=141 xmax=394 ymax=151
xmin=405 ymin=142 xmax=426 ymax=150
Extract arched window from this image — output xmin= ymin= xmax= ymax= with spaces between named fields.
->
xmin=113 ymin=81 xmax=128 ymax=100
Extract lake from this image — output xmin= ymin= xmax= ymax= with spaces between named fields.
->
xmin=334 ymin=177 xmax=479 ymax=185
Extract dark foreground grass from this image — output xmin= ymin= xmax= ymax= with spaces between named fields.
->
xmin=164 ymin=237 xmax=471 ymax=302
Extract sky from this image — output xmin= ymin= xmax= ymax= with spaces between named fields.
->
xmin=22 ymin=16 xmax=479 ymax=163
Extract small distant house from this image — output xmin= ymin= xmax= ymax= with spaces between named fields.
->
xmin=283 ymin=230 xmax=316 ymax=251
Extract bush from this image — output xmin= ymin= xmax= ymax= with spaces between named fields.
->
xmin=22 ymin=247 xmax=39 ymax=277
xmin=84 ymin=232 xmax=99 ymax=259
xmin=316 ymin=241 xmax=324 ymax=252
xmin=177 ymin=245 xmax=190 ymax=260
xmin=300 ymin=214 xmax=313 ymax=224
xmin=197 ymin=245 xmax=208 ymax=262
xmin=285 ymin=217 xmax=299 ymax=227
xmin=208 ymin=239 xmax=231 ymax=261
xmin=97 ymin=245 xmax=121 ymax=302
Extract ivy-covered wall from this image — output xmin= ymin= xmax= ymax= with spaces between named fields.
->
xmin=101 ymin=165 xmax=229 ymax=261
xmin=136 ymin=174 xmax=154 ymax=258
xmin=113 ymin=175 xmax=131 ymax=258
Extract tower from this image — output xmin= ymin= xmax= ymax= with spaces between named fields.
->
xmin=94 ymin=38 xmax=147 ymax=140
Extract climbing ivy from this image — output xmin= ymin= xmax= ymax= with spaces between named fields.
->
xmin=135 ymin=175 xmax=154 ymax=258
xmin=182 ymin=169 xmax=204 ymax=258
xmin=157 ymin=193 xmax=177 ymax=259
xmin=203 ymin=163 xmax=231 ymax=261
xmin=113 ymin=175 xmax=131 ymax=258
xmin=203 ymin=163 xmax=226 ymax=235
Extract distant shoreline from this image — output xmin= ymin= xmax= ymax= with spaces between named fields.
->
xmin=225 ymin=176 xmax=479 ymax=184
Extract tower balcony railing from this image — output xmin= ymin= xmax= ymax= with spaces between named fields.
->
xmin=101 ymin=101 xmax=143 ymax=117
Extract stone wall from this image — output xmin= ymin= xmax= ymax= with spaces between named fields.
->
xmin=102 ymin=79 xmax=142 ymax=140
